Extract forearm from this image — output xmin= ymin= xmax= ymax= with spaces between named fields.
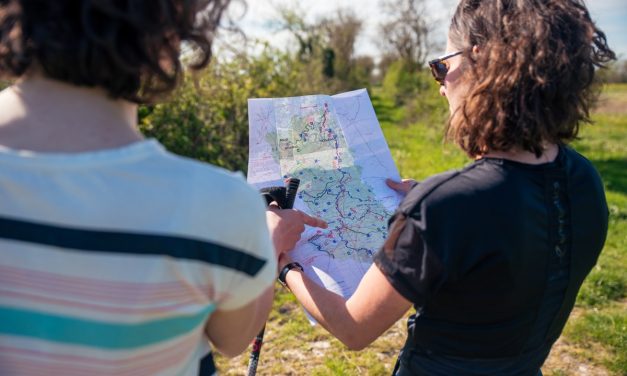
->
xmin=284 ymin=263 xmax=412 ymax=351
xmin=285 ymin=270 xmax=376 ymax=350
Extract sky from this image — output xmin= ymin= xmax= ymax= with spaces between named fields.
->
xmin=233 ymin=0 xmax=627 ymax=61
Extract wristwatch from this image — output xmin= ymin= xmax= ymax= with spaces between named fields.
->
xmin=278 ymin=262 xmax=304 ymax=288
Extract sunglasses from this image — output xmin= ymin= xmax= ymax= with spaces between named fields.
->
xmin=428 ymin=51 xmax=463 ymax=85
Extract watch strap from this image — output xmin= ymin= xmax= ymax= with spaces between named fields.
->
xmin=278 ymin=262 xmax=303 ymax=288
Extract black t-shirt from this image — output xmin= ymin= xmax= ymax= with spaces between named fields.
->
xmin=375 ymin=145 xmax=608 ymax=375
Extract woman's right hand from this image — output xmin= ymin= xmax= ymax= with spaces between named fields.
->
xmin=266 ymin=206 xmax=327 ymax=256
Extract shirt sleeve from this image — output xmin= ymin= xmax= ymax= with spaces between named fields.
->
xmin=214 ymin=182 xmax=277 ymax=311
xmin=374 ymin=211 xmax=446 ymax=308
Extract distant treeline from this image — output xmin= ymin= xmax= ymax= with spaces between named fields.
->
xmin=1 ymin=0 xmax=624 ymax=174
xmin=138 ymin=1 xmax=444 ymax=173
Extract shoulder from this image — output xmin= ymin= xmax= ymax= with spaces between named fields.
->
xmin=150 ymin=145 xmax=270 ymax=251
xmin=560 ymin=145 xmax=607 ymax=211
xmin=156 ymin=147 xmax=262 ymax=207
xmin=561 ymin=145 xmax=603 ymax=182
xmin=398 ymin=160 xmax=502 ymax=217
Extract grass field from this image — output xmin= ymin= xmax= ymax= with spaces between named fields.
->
xmin=216 ymin=84 xmax=627 ymax=375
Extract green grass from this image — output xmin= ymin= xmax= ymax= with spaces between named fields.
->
xmin=601 ymin=83 xmax=627 ymax=96
xmin=558 ymin=104 xmax=627 ymax=374
xmin=373 ymin=88 xmax=468 ymax=179
xmin=216 ymin=85 xmax=627 ymax=375
xmin=573 ymin=113 xmax=627 ymax=310
xmin=564 ymin=306 xmax=627 ymax=374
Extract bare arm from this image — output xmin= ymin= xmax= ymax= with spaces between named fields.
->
xmin=205 ymin=287 xmax=274 ymax=358
xmin=205 ymin=207 xmax=327 ymax=357
xmin=282 ymin=256 xmax=412 ymax=350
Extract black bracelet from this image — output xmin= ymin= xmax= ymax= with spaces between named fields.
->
xmin=278 ymin=262 xmax=303 ymax=288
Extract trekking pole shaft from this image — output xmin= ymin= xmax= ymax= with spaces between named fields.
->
xmin=246 ymin=178 xmax=300 ymax=376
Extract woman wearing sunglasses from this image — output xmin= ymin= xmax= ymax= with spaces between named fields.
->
xmin=277 ymin=0 xmax=615 ymax=375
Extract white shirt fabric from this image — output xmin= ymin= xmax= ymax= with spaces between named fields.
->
xmin=0 ymin=139 xmax=276 ymax=375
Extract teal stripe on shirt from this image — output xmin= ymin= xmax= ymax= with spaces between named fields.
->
xmin=0 ymin=304 xmax=215 ymax=349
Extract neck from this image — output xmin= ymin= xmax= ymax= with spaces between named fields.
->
xmin=478 ymin=144 xmax=559 ymax=165
xmin=0 ymin=75 xmax=142 ymax=152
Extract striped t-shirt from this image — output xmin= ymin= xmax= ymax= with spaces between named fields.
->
xmin=0 ymin=139 xmax=276 ymax=375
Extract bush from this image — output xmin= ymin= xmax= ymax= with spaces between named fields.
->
xmin=380 ymin=60 xmax=448 ymax=127
xmin=139 ymin=47 xmax=336 ymax=173
xmin=381 ymin=60 xmax=420 ymax=106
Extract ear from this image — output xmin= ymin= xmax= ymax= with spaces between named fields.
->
xmin=471 ymin=45 xmax=480 ymax=56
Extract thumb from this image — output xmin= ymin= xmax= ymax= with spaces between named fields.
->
xmin=385 ymin=179 xmax=409 ymax=193
xmin=386 ymin=178 xmax=417 ymax=194
xmin=386 ymin=178 xmax=404 ymax=191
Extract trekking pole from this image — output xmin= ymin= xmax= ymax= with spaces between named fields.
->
xmin=247 ymin=177 xmax=300 ymax=376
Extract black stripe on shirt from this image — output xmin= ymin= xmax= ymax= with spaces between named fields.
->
xmin=0 ymin=216 xmax=266 ymax=277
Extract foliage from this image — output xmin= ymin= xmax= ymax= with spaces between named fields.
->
xmin=350 ymin=56 xmax=376 ymax=87
xmin=139 ymin=6 xmax=380 ymax=173
xmin=319 ymin=9 xmax=363 ymax=85
xmin=381 ymin=60 xmax=420 ymax=105
xmin=379 ymin=60 xmax=448 ymax=130
xmin=139 ymin=46 xmax=334 ymax=173
xmin=597 ymin=59 xmax=627 ymax=83
xmin=276 ymin=6 xmax=373 ymax=92
xmin=378 ymin=0 xmax=434 ymax=66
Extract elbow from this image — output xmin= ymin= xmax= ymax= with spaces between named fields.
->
xmin=212 ymin=342 xmax=249 ymax=359
xmin=345 ymin=341 xmax=368 ymax=351
xmin=328 ymin=318 xmax=375 ymax=351
xmin=339 ymin=332 xmax=371 ymax=351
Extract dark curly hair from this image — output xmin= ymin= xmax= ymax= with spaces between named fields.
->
xmin=0 ymin=0 xmax=231 ymax=103
xmin=447 ymin=0 xmax=616 ymax=157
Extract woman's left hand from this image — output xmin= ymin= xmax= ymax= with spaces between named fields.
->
xmin=386 ymin=178 xmax=418 ymax=195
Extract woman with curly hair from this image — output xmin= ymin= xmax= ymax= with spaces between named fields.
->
xmin=0 ymin=1 xmax=325 ymax=374
xmin=277 ymin=0 xmax=615 ymax=375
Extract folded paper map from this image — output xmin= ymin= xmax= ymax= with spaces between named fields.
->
xmin=248 ymin=88 xmax=402 ymax=300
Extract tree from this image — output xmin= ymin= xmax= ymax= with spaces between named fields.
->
xmin=139 ymin=46 xmax=316 ymax=173
xmin=598 ymin=59 xmax=627 ymax=83
xmin=320 ymin=9 xmax=364 ymax=86
xmin=376 ymin=53 xmax=400 ymax=83
xmin=377 ymin=0 xmax=433 ymax=68
xmin=351 ymin=55 xmax=376 ymax=87
xmin=276 ymin=5 xmax=321 ymax=62
xmin=276 ymin=6 xmax=370 ymax=92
